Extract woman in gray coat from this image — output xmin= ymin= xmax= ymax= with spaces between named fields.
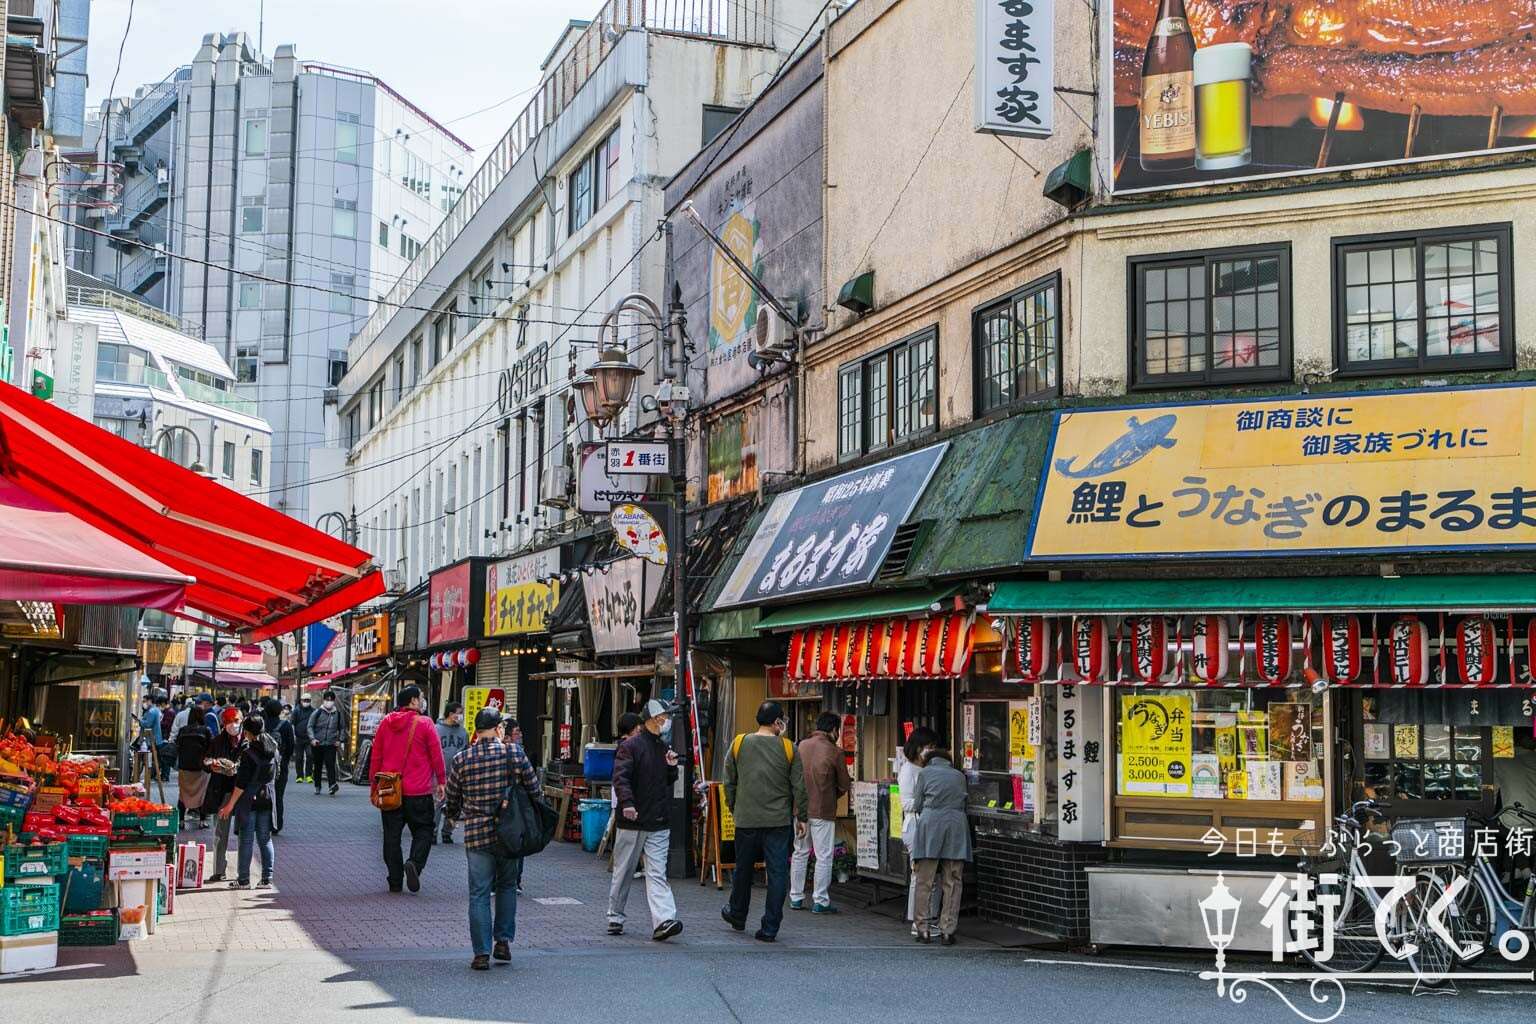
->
xmin=910 ymin=747 xmax=971 ymax=945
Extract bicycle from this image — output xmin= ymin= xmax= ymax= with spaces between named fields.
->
xmin=1296 ymin=799 xmax=1460 ymax=985
xmin=1433 ymin=803 xmax=1536 ymax=966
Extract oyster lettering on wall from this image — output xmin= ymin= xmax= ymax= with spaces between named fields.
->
xmin=1109 ymin=0 xmax=1536 ymax=192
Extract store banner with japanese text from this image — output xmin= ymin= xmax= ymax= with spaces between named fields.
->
xmin=349 ymin=613 xmax=391 ymax=662
xmin=1119 ymin=692 xmax=1192 ymax=797
xmin=714 ymin=444 xmax=947 ymax=607
xmin=485 ymin=550 xmax=559 ymax=637
xmin=1029 ymin=385 xmax=1536 ymax=560
xmin=584 ymin=556 xmax=661 ymax=655
xmin=461 ymin=686 xmax=507 ymax=733
xmin=428 ymin=563 xmax=472 ymax=646
xmin=974 ymin=0 xmax=1054 ymax=138
xmin=1108 ymin=0 xmax=1536 ymax=192
xmin=1056 ymin=683 xmax=1105 ymax=841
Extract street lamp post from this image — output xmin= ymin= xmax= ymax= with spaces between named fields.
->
xmin=152 ymin=423 xmax=208 ymax=476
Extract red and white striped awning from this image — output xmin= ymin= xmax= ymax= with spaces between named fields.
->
xmin=785 ymin=612 xmax=975 ymax=682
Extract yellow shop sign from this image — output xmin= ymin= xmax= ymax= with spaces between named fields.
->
xmin=1029 ymin=385 xmax=1536 ymax=560
xmin=484 ymin=549 xmax=560 ymax=637
xmin=1119 ymin=693 xmax=1192 ymax=797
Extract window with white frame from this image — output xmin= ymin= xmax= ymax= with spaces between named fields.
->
xmin=244 ymin=119 xmax=267 ymax=156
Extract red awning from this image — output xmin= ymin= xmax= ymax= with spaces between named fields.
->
xmin=0 ymin=383 xmax=383 ymax=640
xmin=0 ymin=478 xmax=191 ymax=609
xmin=188 ymin=670 xmax=279 ymax=690
xmin=786 ymin=613 xmax=976 ymax=682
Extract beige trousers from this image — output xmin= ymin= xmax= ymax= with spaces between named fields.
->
xmin=913 ymin=858 xmax=963 ymax=938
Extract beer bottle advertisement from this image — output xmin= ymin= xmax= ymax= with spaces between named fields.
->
xmin=1110 ymin=0 xmax=1536 ymax=191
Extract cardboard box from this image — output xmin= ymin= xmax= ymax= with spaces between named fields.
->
xmin=114 ymin=879 xmax=157 ymax=940
xmin=176 ymin=842 xmax=205 ymax=890
xmin=0 ymin=930 xmax=58 ymax=974
xmin=161 ymin=865 xmax=175 ymax=916
xmin=106 ymin=847 xmax=167 ymax=881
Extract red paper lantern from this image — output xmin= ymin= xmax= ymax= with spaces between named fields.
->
xmin=461 ymin=648 xmax=481 ymax=668
xmin=1254 ymin=615 xmax=1293 ymax=684
xmin=945 ymin=614 xmax=975 ymax=677
xmin=1128 ymin=616 xmax=1168 ymax=683
xmin=1190 ymin=615 xmax=1230 ymax=683
xmin=1457 ymin=617 xmax=1497 ymax=686
xmin=1072 ymin=617 xmax=1109 ymax=681
xmin=428 ymin=652 xmax=442 ymax=671
xmin=1321 ymin=614 xmax=1361 ymax=685
xmin=1387 ymin=617 xmax=1430 ymax=686
xmin=1012 ymin=616 xmax=1053 ymax=682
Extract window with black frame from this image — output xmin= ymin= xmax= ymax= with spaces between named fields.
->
xmin=1357 ymin=688 xmax=1520 ymax=808
xmin=1335 ymin=225 xmax=1513 ymax=375
xmin=835 ymin=327 xmax=937 ymax=459
xmin=1132 ymin=247 xmax=1289 ymax=387
xmin=974 ymin=274 xmax=1059 ymax=414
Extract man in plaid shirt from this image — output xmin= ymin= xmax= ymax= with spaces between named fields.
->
xmin=443 ymin=707 xmax=542 ymax=970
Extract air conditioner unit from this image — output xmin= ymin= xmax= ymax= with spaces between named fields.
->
xmin=322 ymin=386 xmax=338 ymax=404
xmin=540 ymin=464 xmax=573 ymax=509
xmin=752 ymin=302 xmax=799 ymax=362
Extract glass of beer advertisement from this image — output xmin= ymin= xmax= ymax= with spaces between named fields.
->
xmin=1108 ymin=0 xmax=1536 ymax=191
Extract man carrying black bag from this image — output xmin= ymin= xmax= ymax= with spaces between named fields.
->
xmin=442 ymin=707 xmax=544 ymax=971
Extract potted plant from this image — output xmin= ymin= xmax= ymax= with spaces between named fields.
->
xmin=831 ymin=842 xmax=856 ymax=883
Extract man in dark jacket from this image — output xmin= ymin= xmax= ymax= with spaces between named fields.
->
xmin=291 ymin=694 xmax=315 ymax=783
xmin=308 ymin=690 xmax=346 ymax=795
xmin=606 ymin=701 xmax=681 ymax=941
xmin=790 ymin=712 xmax=852 ymax=913
xmin=260 ymin=698 xmax=295 ymax=834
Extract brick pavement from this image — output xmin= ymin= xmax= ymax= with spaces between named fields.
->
xmin=141 ymin=774 xmax=934 ymax=956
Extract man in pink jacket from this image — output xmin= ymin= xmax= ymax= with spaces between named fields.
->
xmin=369 ymin=685 xmax=447 ymax=893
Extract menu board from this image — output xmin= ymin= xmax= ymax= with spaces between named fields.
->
xmin=852 ymin=782 xmax=881 ymax=870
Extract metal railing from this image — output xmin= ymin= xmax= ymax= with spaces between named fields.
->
xmin=67 ymin=284 xmax=202 ymax=338
xmin=177 ymin=376 xmax=258 ymax=416
xmin=346 ymin=0 xmax=781 ymax=366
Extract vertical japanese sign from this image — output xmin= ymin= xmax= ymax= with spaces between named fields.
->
xmin=714 ymin=444 xmax=947 ymax=607
xmin=1056 ymin=683 xmax=1105 ymax=840
xmin=583 ymin=556 xmax=660 ymax=655
xmin=485 ymin=549 xmax=560 ymax=637
xmin=975 ymin=0 xmax=1055 ymax=138
xmin=852 ymin=781 xmax=882 ymax=870
xmin=428 ymin=562 xmax=472 ymax=646
xmin=1119 ymin=692 xmax=1192 ymax=797
xmin=1029 ymin=385 xmax=1536 ymax=560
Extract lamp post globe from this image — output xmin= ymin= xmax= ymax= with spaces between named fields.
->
xmin=588 ymin=348 xmax=644 ymax=419
xmin=573 ymin=373 xmax=609 ymax=426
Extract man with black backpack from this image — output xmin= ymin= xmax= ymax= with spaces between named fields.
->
xmin=442 ymin=708 xmax=543 ymax=971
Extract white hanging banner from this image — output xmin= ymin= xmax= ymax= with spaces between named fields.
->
xmin=1056 ymin=681 xmax=1105 ymax=841
xmin=974 ymin=0 xmax=1055 ymax=139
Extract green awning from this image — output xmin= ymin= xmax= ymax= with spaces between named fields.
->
xmin=756 ymin=586 xmax=960 ymax=633
xmin=698 ymin=607 xmax=761 ymax=644
xmin=989 ymin=575 xmax=1536 ymax=615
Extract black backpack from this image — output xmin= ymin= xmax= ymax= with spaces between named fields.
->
xmin=495 ymin=761 xmax=557 ymax=859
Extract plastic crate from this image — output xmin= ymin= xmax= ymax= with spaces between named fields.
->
xmin=59 ymin=910 xmax=116 ymax=947
xmin=0 ymin=805 xmax=23 ymax=835
xmin=111 ymin=810 xmax=178 ymax=836
xmin=0 ymin=779 xmax=33 ymax=809
xmin=0 ymin=884 xmax=60 ymax=936
xmin=65 ymin=834 xmax=108 ymax=862
xmin=3 ymin=842 xmax=68 ymax=880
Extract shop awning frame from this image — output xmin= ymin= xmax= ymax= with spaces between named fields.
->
xmin=755 ymin=586 xmax=962 ymax=633
xmin=0 ymin=382 xmax=383 ymax=640
xmin=988 ymin=576 xmax=1536 ymax=617
xmin=528 ymin=666 xmax=657 ymax=681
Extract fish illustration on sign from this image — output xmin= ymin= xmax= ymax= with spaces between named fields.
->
xmin=1054 ymin=414 xmax=1177 ymax=478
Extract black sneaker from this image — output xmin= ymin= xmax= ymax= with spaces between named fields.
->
xmin=492 ymin=939 xmax=511 ymax=962
xmin=470 ymin=954 xmax=490 ymax=971
xmin=257 ymin=878 xmax=272 ymax=888
xmin=753 ymin=929 xmax=776 ymax=943
xmin=720 ymin=907 xmax=746 ymax=932
xmin=330 ymin=785 xmax=339 ymax=796
xmin=607 ymin=922 xmax=623 ymax=935
xmin=653 ymin=919 xmax=683 ymax=942
xmin=205 ymin=874 xmax=225 ymax=884
xmin=441 ymin=834 xmax=454 ymax=844
xmin=404 ymin=861 xmax=421 ymax=893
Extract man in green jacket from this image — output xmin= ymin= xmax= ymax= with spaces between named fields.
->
xmin=722 ymin=700 xmax=807 ymax=942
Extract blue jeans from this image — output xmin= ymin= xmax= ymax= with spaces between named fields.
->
xmin=727 ymin=825 xmax=793 ymax=937
xmin=467 ymin=847 xmax=521 ymax=956
xmin=237 ymin=807 xmax=274 ymax=883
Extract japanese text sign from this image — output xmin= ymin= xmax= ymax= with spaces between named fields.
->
xmin=975 ymin=0 xmax=1054 ymax=138
xmin=584 ymin=556 xmax=660 ymax=655
xmin=349 ymin=613 xmax=391 ymax=662
xmin=1029 ymin=386 xmax=1536 ymax=561
xmin=485 ymin=550 xmax=560 ymax=637
xmin=606 ymin=440 xmax=671 ymax=476
xmin=1119 ymin=692 xmax=1192 ymax=797
xmin=714 ymin=443 xmax=947 ymax=607
xmin=428 ymin=562 xmax=472 ymax=646
xmin=1056 ymin=683 xmax=1105 ymax=841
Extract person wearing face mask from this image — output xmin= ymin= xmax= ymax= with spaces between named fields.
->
xmin=722 ymin=700 xmax=807 ymax=943
xmin=607 ymin=700 xmax=682 ymax=941
xmin=174 ymin=693 xmax=215 ymax=830
xmin=308 ymin=690 xmax=347 ymax=795
xmin=290 ymin=694 xmax=315 ymax=783
xmin=201 ymin=707 xmax=246 ymax=883
xmin=434 ymin=703 xmax=469 ymax=844
xmin=369 ymin=686 xmax=447 ymax=894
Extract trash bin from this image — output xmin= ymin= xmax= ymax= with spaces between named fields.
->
xmin=579 ymin=798 xmax=612 ymax=853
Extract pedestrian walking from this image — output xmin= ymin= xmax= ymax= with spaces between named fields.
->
xmin=308 ymin=690 xmax=346 ymax=795
xmin=898 ymin=726 xmax=940 ymax=933
xmin=910 ymin=746 xmax=972 ymax=946
xmin=607 ymin=701 xmax=682 ymax=941
xmin=722 ymin=700 xmax=807 ymax=943
xmin=174 ymin=694 xmax=214 ymax=830
xmin=790 ymin=712 xmax=852 ymax=913
xmin=503 ymin=716 xmax=528 ymax=894
xmin=260 ymin=697 xmax=294 ymax=834
xmin=434 ymin=702 xmax=469 ymax=844
xmin=218 ymin=713 xmax=277 ymax=889
xmin=291 ymin=694 xmax=314 ymax=782
xmin=155 ymin=695 xmax=174 ymax=781
xmin=369 ymin=685 xmax=446 ymax=894
xmin=442 ymin=708 xmax=543 ymax=970
xmin=133 ymin=692 xmax=162 ymax=785
xmin=202 ymin=707 xmax=246 ymax=883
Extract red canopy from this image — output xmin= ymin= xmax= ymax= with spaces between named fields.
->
xmin=0 ymin=478 xmax=191 ymax=609
xmin=0 ymin=383 xmax=383 ymax=641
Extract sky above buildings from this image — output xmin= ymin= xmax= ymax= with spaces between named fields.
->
xmin=86 ymin=0 xmax=598 ymax=156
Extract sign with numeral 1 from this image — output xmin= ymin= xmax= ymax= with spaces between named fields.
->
xmin=606 ymin=440 xmax=671 ymax=475
xmin=713 ymin=443 xmax=947 ymax=607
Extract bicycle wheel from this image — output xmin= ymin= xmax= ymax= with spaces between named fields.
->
xmin=1403 ymin=869 xmax=1459 ymax=987
xmin=1447 ymin=867 xmax=1493 ymax=966
xmin=1299 ymin=874 xmax=1385 ymax=973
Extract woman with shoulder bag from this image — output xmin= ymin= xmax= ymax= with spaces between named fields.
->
xmin=219 ymin=713 xmax=278 ymax=889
